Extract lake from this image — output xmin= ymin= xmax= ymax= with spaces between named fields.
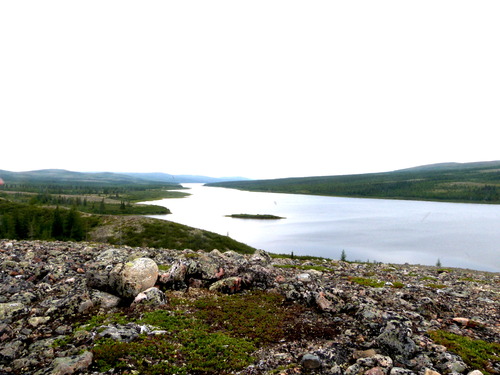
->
xmin=146 ymin=183 xmax=500 ymax=272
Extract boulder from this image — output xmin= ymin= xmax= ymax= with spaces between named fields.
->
xmin=86 ymin=254 xmax=159 ymax=299
xmin=118 ymin=258 xmax=159 ymax=299
xmin=209 ymin=277 xmax=243 ymax=294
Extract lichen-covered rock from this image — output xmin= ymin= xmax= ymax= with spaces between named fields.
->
xmin=209 ymin=276 xmax=243 ymax=294
xmin=50 ymin=350 xmax=93 ymax=375
xmin=376 ymin=319 xmax=417 ymax=360
xmin=132 ymin=286 xmax=167 ymax=306
xmin=0 ymin=302 xmax=25 ymax=321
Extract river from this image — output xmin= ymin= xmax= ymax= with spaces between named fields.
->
xmin=146 ymin=183 xmax=500 ymax=272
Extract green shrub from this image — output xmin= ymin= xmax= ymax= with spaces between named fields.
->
xmin=429 ymin=330 xmax=500 ymax=374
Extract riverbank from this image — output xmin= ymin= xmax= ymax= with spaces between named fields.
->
xmin=1 ymin=239 xmax=498 ymax=374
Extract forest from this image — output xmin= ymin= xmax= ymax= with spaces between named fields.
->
xmin=208 ymin=161 xmax=500 ymax=204
xmin=0 ymin=170 xmax=182 ymax=242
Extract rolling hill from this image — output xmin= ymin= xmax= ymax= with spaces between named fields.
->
xmin=207 ymin=161 xmax=500 ymax=204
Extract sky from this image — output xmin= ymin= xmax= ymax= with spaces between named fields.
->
xmin=1 ymin=1 xmax=499 ymax=180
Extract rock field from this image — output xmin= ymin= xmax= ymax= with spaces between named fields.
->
xmin=0 ymin=240 xmax=498 ymax=374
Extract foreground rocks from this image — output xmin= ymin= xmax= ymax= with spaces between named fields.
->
xmin=0 ymin=240 xmax=498 ymax=374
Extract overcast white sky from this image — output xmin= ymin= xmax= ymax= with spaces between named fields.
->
xmin=1 ymin=1 xmax=499 ymax=179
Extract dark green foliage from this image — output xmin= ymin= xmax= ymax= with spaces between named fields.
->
xmin=110 ymin=220 xmax=256 ymax=253
xmin=429 ymin=330 xmax=500 ymax=374
xmin=351 ymin=277 xmax=385 ymax=288
xmin=208 ymin=161 xmax=500 ymax=203
xmin=0 ymin=200 xmax=95 ymax=241
xmin=86 ymin=290 xmax=338 ymax=374
xmin=192 ymin=291 xmax=289 ymax=345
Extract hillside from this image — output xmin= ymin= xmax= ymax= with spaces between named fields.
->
xmin=207 ymin=161 xmax=500 ymax=203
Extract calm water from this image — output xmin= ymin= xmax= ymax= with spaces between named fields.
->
xmin=147 ymin=184 xmax=500 ymax=272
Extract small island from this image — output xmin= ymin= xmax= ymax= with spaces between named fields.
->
xmin=225 ymin=213 xmax=285 ymax=220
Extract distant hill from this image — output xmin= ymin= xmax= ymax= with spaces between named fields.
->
xmin=0 ymin=169 xmax=249 ymax=187
xmin=207 ymin=161 xmax=500 ymax=204
xmin=0 ymin=169 xmax=180 ymax=187
xmin=122 ymin=172 xmax=250 ymax=184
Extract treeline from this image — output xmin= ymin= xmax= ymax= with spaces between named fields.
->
xmin=1 ymin=183 xmax=176 ymax=197
xmin=0 ymin=200 xmax=97 ymax=241
xmin=27 ymin=193 xmax=170 ymax=215
xmin=208 ymin=162 xmax=500 ymax=203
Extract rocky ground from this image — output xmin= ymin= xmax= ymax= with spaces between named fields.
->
xmin=0 ymin=239 xmax=498 ymax=375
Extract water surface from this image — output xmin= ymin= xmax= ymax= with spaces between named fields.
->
xmin=147 ymin=184 xmax=500 ymax=272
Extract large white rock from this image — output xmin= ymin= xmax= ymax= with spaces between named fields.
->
xmin=86 ymin=254 xmax=159 ymax=299
xmin=116 ymin=258 xmax=159 ymax=299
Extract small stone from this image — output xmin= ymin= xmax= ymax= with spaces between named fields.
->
xmin=297 ymin=273 xmax=312 ymax=283
xmin=28 ymin=316 xmax=50 ymax=327
xmin=467 ymin=370 xmax=483 ymax=375
xmin=452 ymin=317 xmax=469 ymax=326
xmin=424 ymin=369 xmax=441 ymax=375
xmin=301 ymin=353 xmax=322 ymax=369
xmin=365 ymin=367 xmax=385 ymax=375
xmin=353 ymin=349 xmax=378 ymax=359
xmin=390 ymin=367 xmax=416 ymax=374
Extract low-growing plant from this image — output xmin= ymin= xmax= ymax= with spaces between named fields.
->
xmin=76 ymin=312 xmax=128 ymax=331
xmin=391 ymin=281 xmax=405 ymax=288
xmin=351 ymin=277 xmax=385 ymax=288
xmin=429 ymin=330 xmax=500 ymax=374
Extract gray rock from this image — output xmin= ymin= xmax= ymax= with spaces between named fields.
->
xmin=376 ymin=319 xmax=417 ymax=359
xmin=133 ymin=286 xmax=167 ymax=306
xmin=390 ymin=367 xmax=416 ymax=374
xmin=97 ymin=323 xmax=142 ymax=342
xmin=209 ymin=277 xmax=243 ymax=294
xmin=301 ymin=353 xmax=322 ymax=369
xmin=91 ymin=290 xmax=122 ymax=309
xmin=50 ymin=350 xmax=93 ymax=375
xmin=0 ymin=340 xmax=23 ymax=363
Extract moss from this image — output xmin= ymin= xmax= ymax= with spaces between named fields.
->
xmin=351 ymin=277 xmax=385 ymax=288
xmin=425 ymin=283 xmax=447 ymax=289
xmin=429 ymin=330 xmax=500 ymax=374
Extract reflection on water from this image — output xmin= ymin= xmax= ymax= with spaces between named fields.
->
xmin=147 ymin=184 xmax=500 ymax=272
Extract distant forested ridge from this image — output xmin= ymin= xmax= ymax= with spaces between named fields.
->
xmin=207 ymin=161 xmax=500 ymax=204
